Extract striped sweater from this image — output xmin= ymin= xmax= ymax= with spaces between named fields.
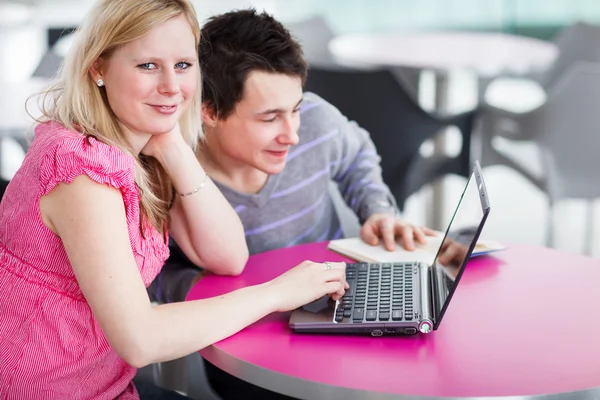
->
xmin=214 ymin=92 xmax=397 ymax=255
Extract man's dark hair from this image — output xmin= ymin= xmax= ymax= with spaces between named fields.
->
xmin=199 ymin=9 xmax=308 ymax=119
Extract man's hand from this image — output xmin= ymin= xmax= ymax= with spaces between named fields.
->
xmin=361 ymin=213 xmax=437 ymax=251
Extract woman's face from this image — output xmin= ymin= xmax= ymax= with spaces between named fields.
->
xmin=92 ymin=14 xmax=197 ymax=145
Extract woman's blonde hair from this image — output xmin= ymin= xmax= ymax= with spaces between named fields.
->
xmin=38 ymin=0 xmax=202 ymax=235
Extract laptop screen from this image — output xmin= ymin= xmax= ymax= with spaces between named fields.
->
xmin=430 ymin=162 xmax=490 ymax=329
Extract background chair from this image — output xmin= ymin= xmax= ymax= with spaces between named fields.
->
xmin=484 ymin=21 xmax=600 ymax=113
xmin=285 ymin=15 xmax=423 ymax=117
xmin=477 ymin=61 xmax=600 ymax=254
xmin=537 ymin=21 xmax=600 ymax=89
xmin=285 ymin=16 xmax=337 ymax=66
xmin=32 ymin=50 xmax=63 ymax=79
xmin=304 ymin=65 xmax=476 ymax=216
xmin=144 ymin=353 xmax=222 ymax=400
xmin=134 ymin=340 xmax=222 ymax=399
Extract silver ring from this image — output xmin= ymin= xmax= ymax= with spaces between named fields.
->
xmin=325 ymin=262 xmax=333 ymax=270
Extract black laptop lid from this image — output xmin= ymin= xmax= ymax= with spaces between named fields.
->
xmin=431 ymin=162 xmax=491 ymax=329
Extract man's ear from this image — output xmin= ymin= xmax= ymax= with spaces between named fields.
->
xmin=201 ymin=102 xmax=219 ymax=127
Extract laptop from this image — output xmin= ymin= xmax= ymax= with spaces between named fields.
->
xmin=289 ymin=161 xmax=491 ymax=336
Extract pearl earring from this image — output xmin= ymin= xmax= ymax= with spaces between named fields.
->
xmin=96 ymin=78 xmax=104 ymax=87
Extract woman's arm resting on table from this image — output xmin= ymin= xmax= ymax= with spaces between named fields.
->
xmin=40 ymin=175 xmax=345 ymax=368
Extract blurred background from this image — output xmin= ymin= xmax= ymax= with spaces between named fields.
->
xmin=2 ymin=0 xmax=600 ymax=259
xmin=3 ymin=1 xmax=600 ymax=398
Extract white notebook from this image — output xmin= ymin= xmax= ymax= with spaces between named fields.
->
xmin=327 ymin=235 xmax=505 ymax=264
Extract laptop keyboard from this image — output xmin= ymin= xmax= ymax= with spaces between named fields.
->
xmin=335 ymin=263 xmax=415 ymax=323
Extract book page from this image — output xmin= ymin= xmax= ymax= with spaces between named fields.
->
xmin=327 ymin=237 xmax=440 ymax=263
xmin=327 ymin=236 xmax=505 ymax=263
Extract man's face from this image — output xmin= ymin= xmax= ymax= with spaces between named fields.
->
xmin=207 ymin=70 xmax=303 ymax=175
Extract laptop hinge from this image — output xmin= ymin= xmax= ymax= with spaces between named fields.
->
xmin=418 ymin=262 xmax=434 ymax=333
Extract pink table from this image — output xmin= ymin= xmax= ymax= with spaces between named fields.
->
xmin=187 ymin=241 xmax=600 ymax=399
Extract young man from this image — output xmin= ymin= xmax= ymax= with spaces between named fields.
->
xmin=149 ymin=8 xmax=434 ymax=304
xmin=149 ymin=9 xmax=436 ymax=400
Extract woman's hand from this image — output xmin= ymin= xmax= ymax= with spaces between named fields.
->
xmin=267 ymin=261 xmax=348 ymax=312
xmin=140 ymin=123 xmax=188 ymax=163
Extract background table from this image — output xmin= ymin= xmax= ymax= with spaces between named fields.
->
xmin=328 ymin=32 xmax=557 ymax=76
xmin=187 ymin=241 xmax=600 ymax=400
xmin=329 ymin=32 xmax=557 ymax=231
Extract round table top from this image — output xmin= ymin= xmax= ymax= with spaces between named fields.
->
xmin=187 ymin=241 xmax=600 ymax=399
xmin=329 ymin=31 xmax=558 ymax=77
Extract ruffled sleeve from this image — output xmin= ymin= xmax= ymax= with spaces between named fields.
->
xmin=31 ymin=122 xmax=168 ymax=287
xmin=38 ymin=124 xmax=138 ymax=222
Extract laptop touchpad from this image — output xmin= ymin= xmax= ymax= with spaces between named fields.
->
xmin=302 ymin=295 xmax=332 ymax=313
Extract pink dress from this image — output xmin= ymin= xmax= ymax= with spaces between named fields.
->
xmin=0 ymin=122 xmax=170 ymax=399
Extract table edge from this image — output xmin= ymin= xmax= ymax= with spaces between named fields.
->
xmin=200 ymin=344 xmax=600 ymax=400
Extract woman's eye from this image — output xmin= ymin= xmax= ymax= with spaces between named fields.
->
xmin=263 ymin=116 xmax=277 ymax=123
xmin=176 ymin=62 xmax=192 ymax=69
xmin=138 ymin=63 xmax=157 ymax=70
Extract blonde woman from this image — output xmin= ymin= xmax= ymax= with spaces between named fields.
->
xmin=0 ymin=1 xmax=347 ymax=399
